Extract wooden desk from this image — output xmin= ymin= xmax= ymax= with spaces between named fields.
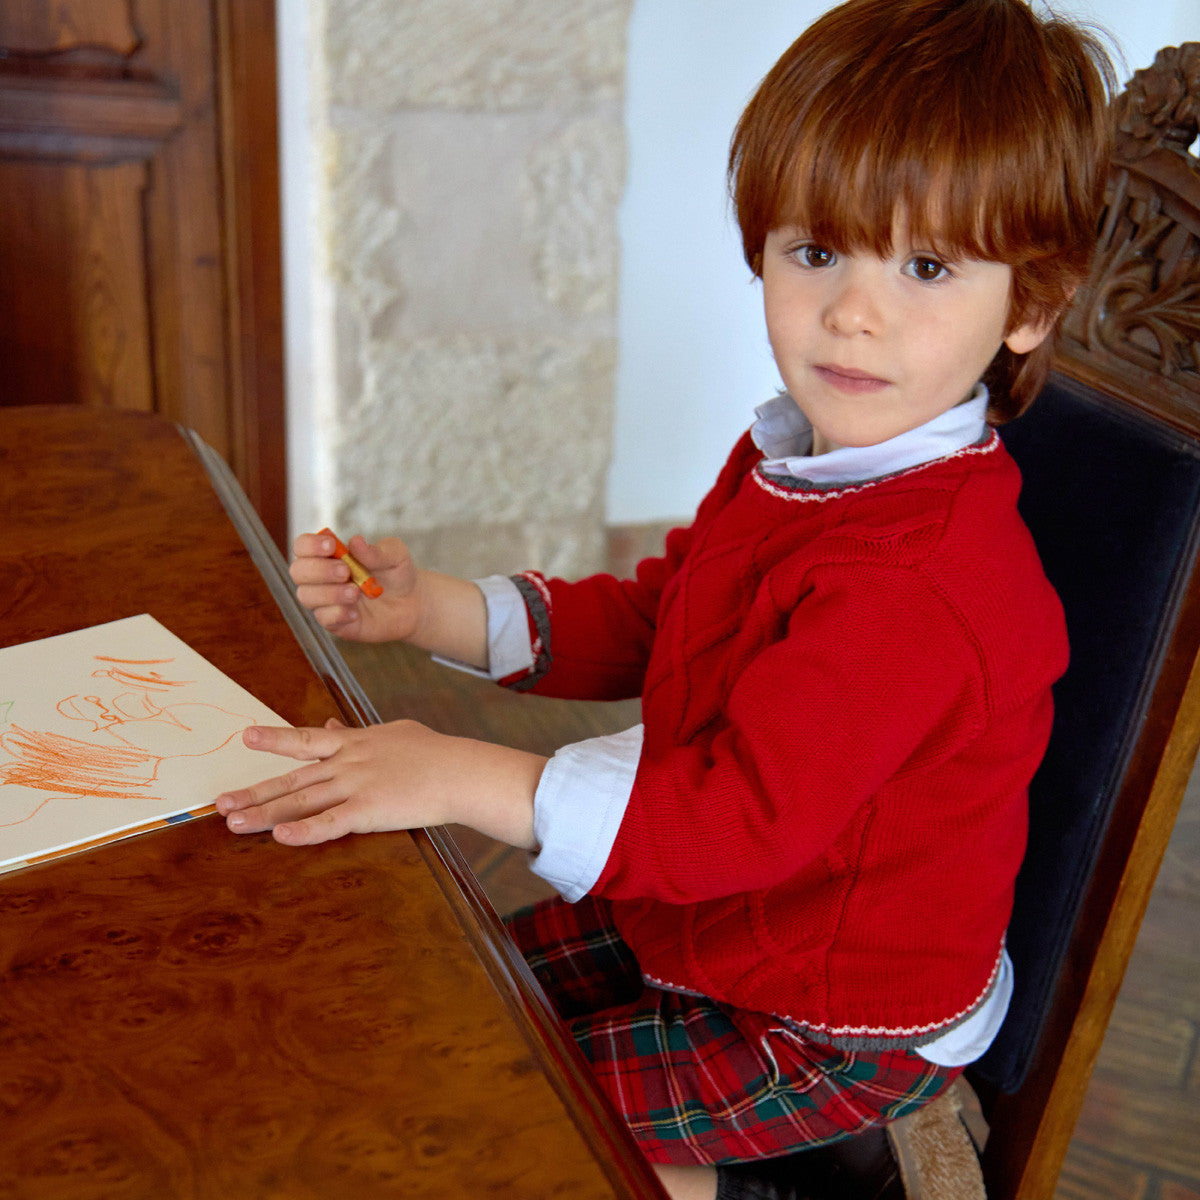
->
xmin=0 ymin=407 xmax=664 ymax=1200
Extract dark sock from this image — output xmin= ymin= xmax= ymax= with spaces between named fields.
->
xmin=712 ymin=1126 xmax=902 ymax=1200
xmin=715 ymin=1164 xmax=796 ymax=1200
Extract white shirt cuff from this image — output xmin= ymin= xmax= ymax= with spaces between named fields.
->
xmin=529 ymin=724 xmax=643 ymax=901
xmin=431 ymin=575 xmax=536 ymax=681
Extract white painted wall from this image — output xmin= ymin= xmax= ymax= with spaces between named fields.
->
xmin=607 ymin=0 xmax=1198 ymax=525
xmin=278 ymin=0 xmax=333 ymax=543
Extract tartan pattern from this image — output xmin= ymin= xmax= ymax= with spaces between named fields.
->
xmin=507 ymin=895 xmax=959 ymax=1166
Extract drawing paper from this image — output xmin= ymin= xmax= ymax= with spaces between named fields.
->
xmin=0 ymin=615 xmax=295 ymax=872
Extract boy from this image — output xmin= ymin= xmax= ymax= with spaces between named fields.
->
xmin=217 ymin=2 xmax=1114 ymax=1197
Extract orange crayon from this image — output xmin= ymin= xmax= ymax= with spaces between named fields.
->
xmin=318 ymin=527 xmax=384 ymax=598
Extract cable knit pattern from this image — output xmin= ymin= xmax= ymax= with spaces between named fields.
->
xmin=508 ymin=430 xmax=1068 ymax=1049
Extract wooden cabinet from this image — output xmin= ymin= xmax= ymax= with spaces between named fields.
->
xmin=0 ymin=1 xmax=286 ymax=548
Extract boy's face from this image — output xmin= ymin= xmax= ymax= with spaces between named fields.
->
xmin=761 ymin=225 xmax=1050 ymax=453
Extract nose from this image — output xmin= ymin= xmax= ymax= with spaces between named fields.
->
xmin=822 ymin=271 xmax=881 ymax=337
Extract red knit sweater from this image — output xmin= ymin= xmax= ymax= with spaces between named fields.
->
xmin=516 ymin=430 xmax=1067 ymax=1050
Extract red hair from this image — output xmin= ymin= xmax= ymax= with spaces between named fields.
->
xmin=728 ymin=0 xmax=1116 ymax=420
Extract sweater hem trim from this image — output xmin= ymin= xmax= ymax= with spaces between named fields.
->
xmin=640 ymin=942 xmax=1006 ymax=1051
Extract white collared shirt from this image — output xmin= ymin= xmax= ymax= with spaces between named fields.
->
xmin=753 ymin=384 xmax=989 ymax=483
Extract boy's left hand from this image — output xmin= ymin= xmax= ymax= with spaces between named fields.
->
xmin=215 ymin=719 xmax=544 ymax=850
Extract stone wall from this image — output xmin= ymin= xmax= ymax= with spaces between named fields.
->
xmin=318 ymin=0 xmax=631 ymax=579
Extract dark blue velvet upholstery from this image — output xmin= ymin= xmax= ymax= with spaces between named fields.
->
xmin=974 ymin=372 xmax=1200 ymax=1093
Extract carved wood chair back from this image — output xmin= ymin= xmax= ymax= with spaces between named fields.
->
xmin=966 ymin=43 xmax=1200 ymax=1200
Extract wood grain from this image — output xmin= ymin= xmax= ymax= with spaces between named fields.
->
xmin=2 ymin=820 xmax=619 ymax=1200
xmin=0 ymin=407 xmax=662 ymax=1200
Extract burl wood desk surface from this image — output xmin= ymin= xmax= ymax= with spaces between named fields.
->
xmin=0 ymin=407 xmax=663 ymax=1200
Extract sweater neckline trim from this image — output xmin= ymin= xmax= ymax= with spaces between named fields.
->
xmin=752 ymin=429 xmax=1000 ymax=503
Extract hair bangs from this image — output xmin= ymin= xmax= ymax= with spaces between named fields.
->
xmin=766 ymin=107 xmax=1019 ymax=267
xmin=747 ymin=48 xmax=1084 ymax=269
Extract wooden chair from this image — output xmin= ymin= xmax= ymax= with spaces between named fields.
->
xmin=957 ymin=43 xmax=1200 ymax=1200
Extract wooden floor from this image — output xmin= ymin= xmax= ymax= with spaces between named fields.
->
xmin=337 ymin=527 xmax=1200 ymax=1200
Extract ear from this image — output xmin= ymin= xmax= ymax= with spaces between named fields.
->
xmin=1004 ymin=287 xmax=1075 ymax=356
xmin=1004 ymin=316 xmax=1055 ymax=356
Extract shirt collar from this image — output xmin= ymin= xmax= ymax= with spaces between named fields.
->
xmin=752 ymin=385 xmax=991 ymax=486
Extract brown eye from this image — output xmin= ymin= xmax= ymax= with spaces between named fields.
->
xmin=907 ymin=256 xmax=947 ymax=282
xmin=799 ymin=244 xmax=835 ymax=268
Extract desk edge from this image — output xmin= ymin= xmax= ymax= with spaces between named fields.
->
xmin=183 ymin=426 xmax=666 ymax=1200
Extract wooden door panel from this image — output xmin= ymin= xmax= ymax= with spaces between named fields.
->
xmin=0 ymin=2 xmax=139 ymax=52
xmin=0 ymin=159 xmax=154 ymax=409
xmin=0 ymin=1 xmax=286 ymax=548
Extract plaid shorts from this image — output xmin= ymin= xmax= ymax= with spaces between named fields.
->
xmin=506 ymin=894 xmax=959 ymax=1166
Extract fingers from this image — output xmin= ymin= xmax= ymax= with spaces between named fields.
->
xmin=217 ymin=774 xmax=334 ymax=831
xmin=291 ymin=531 xmax=403 ymax=632
xmin=215 ymin=731 xmax=330 ymax=808
xmin=222 ymin=786 xmax=357 ymax=845
xmin=212 ymin=725 xmax=338 ymax=814
xmin=294 ymin=530 xmax=411 ymax=578
xmin=292 ymin=531 xmax=399 ymax=577
xmin=216 ymin=725 xmax=372 ymax=847
xmin=346 ymin=533 xmax=382 ymax=567
xmin=289 ymin=540 xmax=360 ymax=629
xmin=215 ymin=728 xmax=355 ymax=843
xmin=345 ymin=534 xmax=407 ymax=573
xmin=290 ymin=541 xmax=355 ymax=594
xmin=241 ymin=724 xmax=341 ymax=760
xmin=272 ymin=804 xmax=359 ymax=847
xmin=304 ymin=598 xmax=364 ymax=634
xmin=217 ymin=719 xmax=455 ymax=849
xmin=292 ymin=530 xmax=341 ymax=561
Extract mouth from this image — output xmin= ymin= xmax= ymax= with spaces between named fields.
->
xmin=812 ymin=364 xmax=890 ymax=394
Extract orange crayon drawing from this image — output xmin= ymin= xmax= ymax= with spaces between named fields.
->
xmin=56 ymin=656 xmax=252 ymax=759
xmin=0 ymin=654 xmax=256 ymax=829
xmin=0 ymin=726 xmax=157 ymax=817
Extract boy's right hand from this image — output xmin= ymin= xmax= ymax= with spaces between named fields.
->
xmin=290 ymin=531 xmax=422 ymax=643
